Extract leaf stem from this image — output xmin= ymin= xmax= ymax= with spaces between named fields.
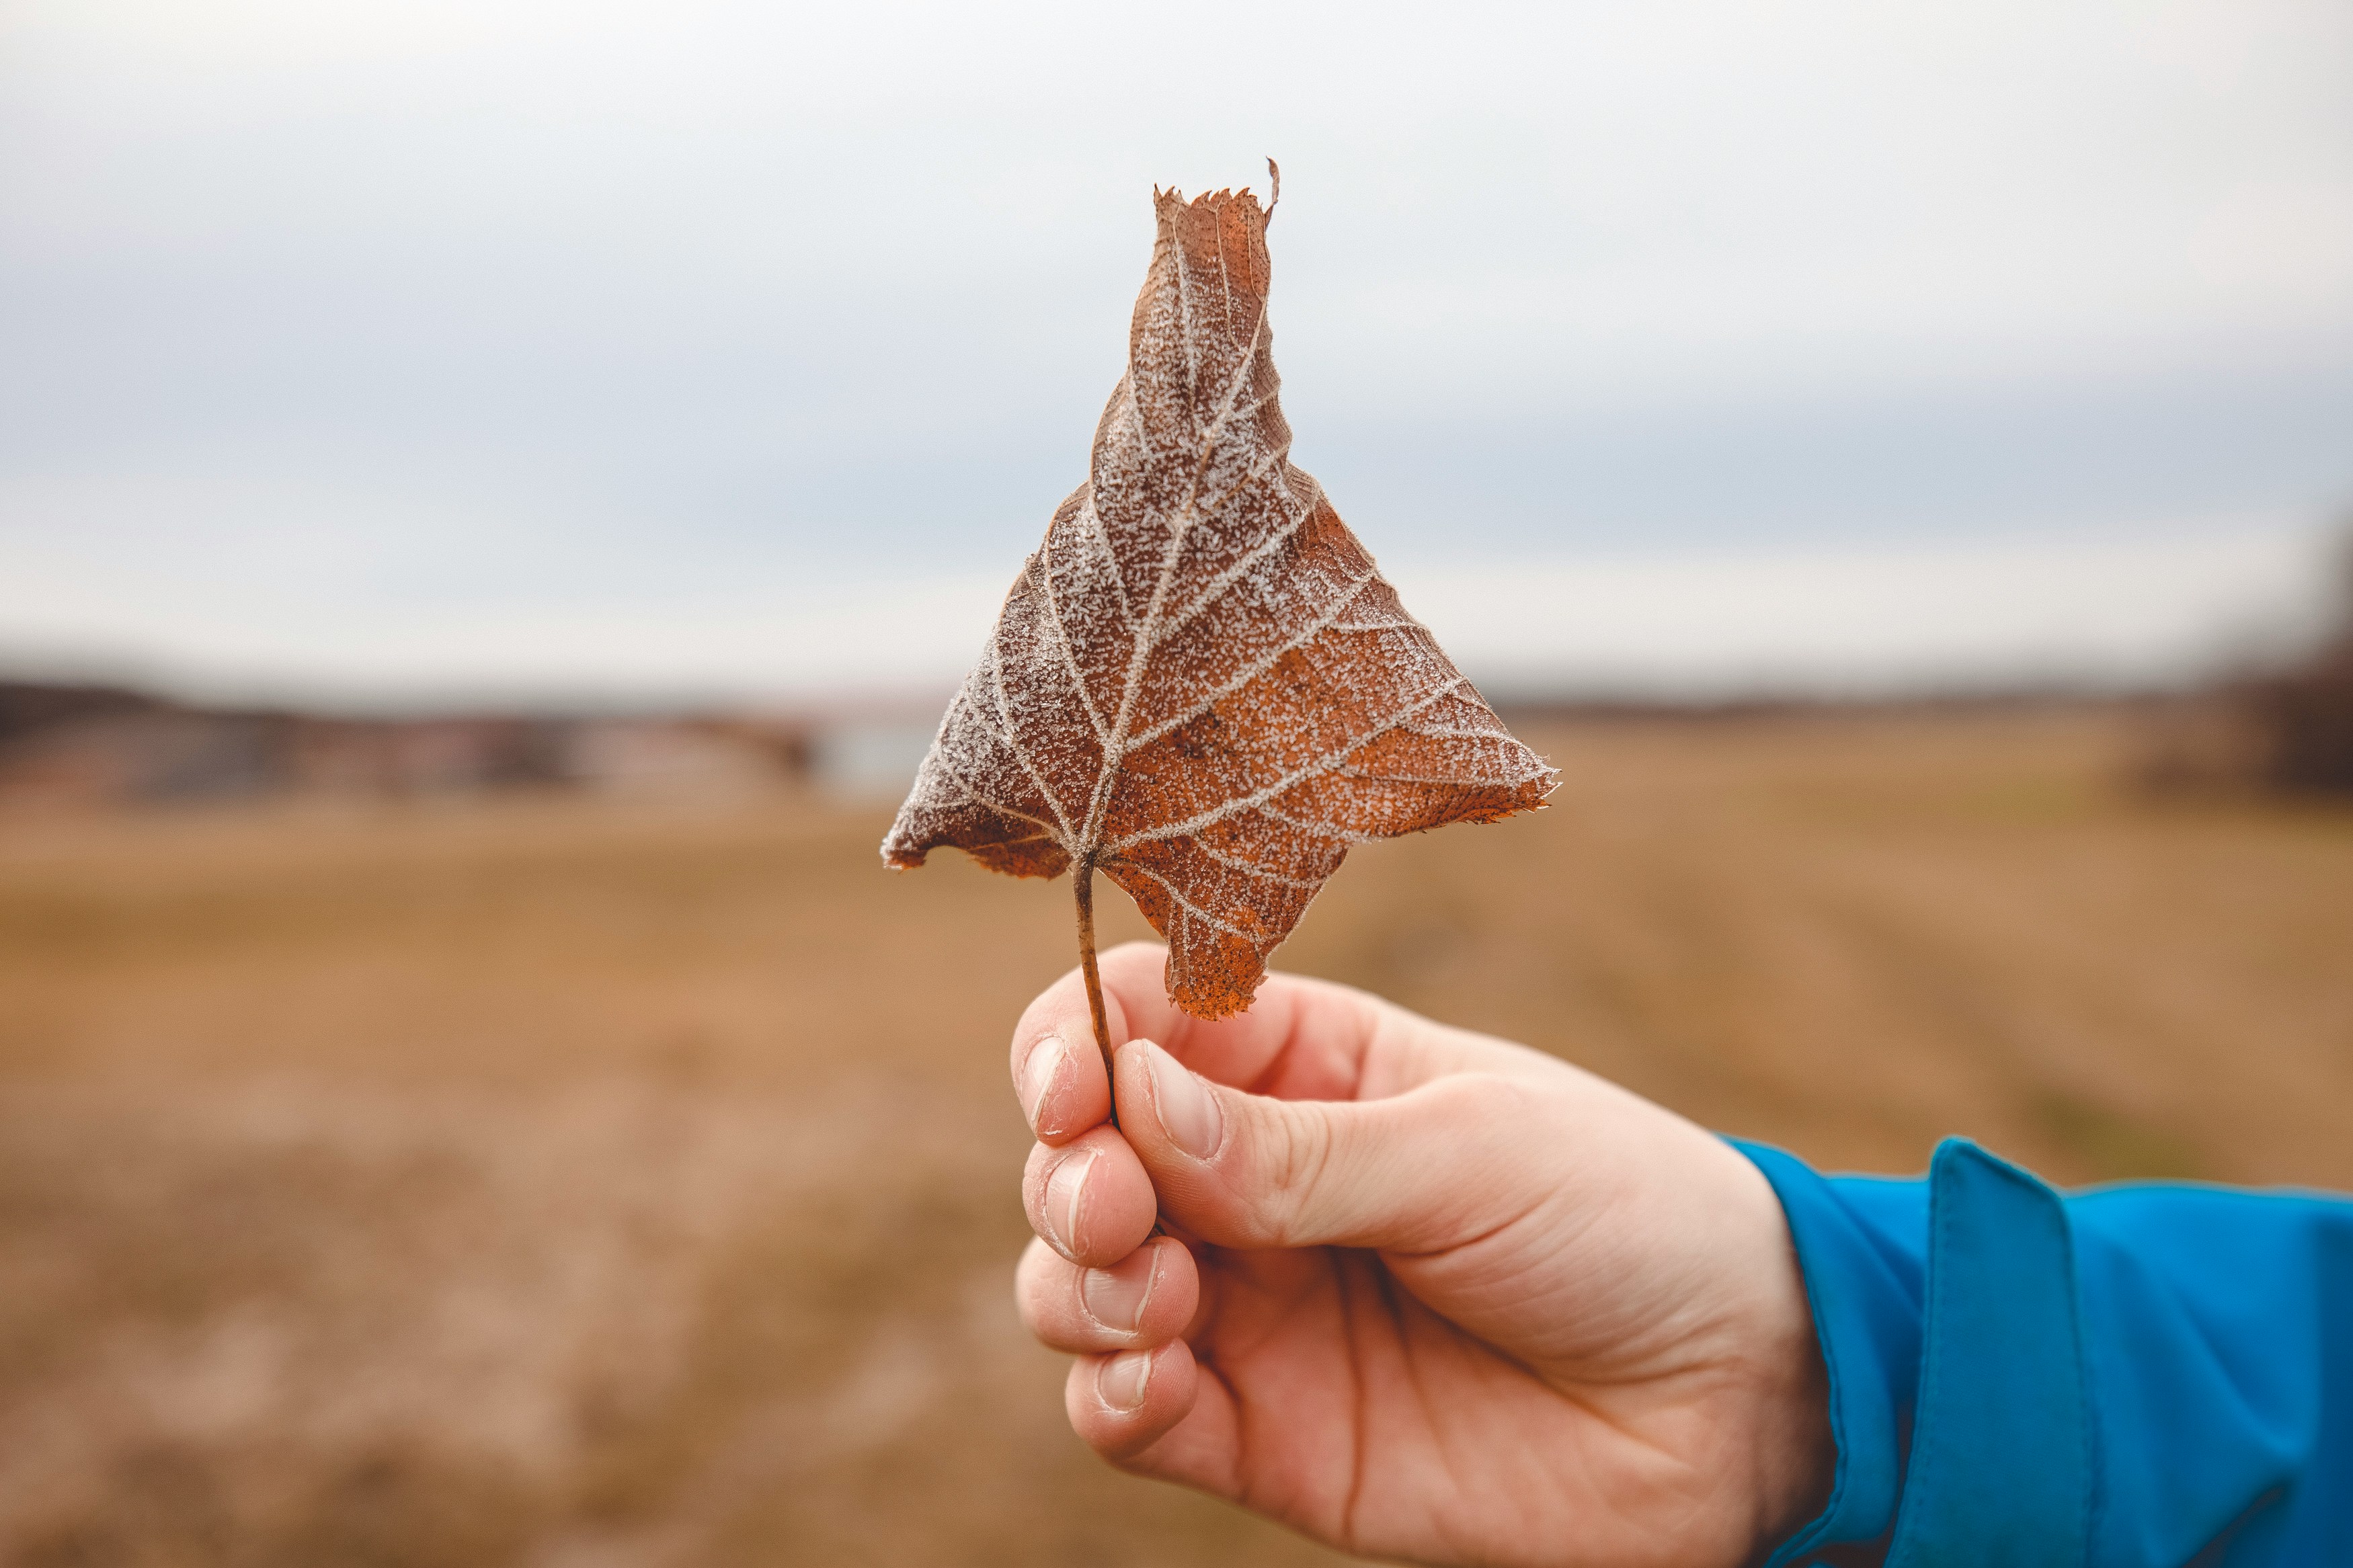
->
xmin=1074 ymin=856 xmax=1117 ymax=1128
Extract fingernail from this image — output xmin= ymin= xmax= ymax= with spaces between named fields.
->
xmin=1144 ymin=1042 xmax=1223 ymax=1159
xmin=1098 ymin=1348 xmax=1153 ymax=1411
xmin=1080 ymin=1247 xmax=1158 ymax=1333
xmin=1042 ymin=1149 xmax=1096 ymax=1257
xmin=1021 ymin=1035 xmax=1069 ymax=1133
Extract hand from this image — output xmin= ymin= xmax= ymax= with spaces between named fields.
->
xmin=1008 ymin=942 xmax=1831 ymax=1568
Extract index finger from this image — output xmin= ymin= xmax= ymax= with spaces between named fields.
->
xmin=1011 ymin=943 xmax=1170 ymax=1145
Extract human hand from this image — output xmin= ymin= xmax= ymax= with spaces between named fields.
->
xmin=1009 ymin=943 xmax=1831 ymax=1568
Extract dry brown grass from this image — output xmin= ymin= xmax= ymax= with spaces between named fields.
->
xmin=0 ymin=706 xmax=2347 ymax=1566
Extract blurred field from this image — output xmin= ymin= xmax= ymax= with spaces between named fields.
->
xmin=1 ymin=706 xmax=2348 ymax=1567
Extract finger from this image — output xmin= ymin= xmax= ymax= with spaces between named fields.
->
xmin=1062 ymin=1339 xmax=1199 ymax=1463
xmin=1015 ymin=1235 xmax=1199 ymax=1354
xmin=1022 ymin=1125 xmax=1159 ymax=1268
xmin=1113 ymin=1037 xmax=1556 ymax=1253
xmin=1010 ymin=971 xmax=1118 ymax=1147
xmin=1099 ymin=1352 xmax=1244 ymax=1497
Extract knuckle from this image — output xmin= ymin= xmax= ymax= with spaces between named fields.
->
xmin=1429 ymin=1070 xmax=1527 ymax=1122
xmin=1249 ymin=1102 xmax=1336 ymax=1246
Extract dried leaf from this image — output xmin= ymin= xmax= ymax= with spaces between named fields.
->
xmin=883 ymin=175 xmax=1555 ymax=1020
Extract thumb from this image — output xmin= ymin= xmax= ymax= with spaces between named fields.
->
xmin=1112 ymin=1038 xmax=1544 ymax=1253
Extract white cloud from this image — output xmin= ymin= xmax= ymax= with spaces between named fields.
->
xmin=1 ymin=1 xmax=2349 ymax=697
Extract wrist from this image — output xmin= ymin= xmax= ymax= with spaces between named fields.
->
xmin=1750 ymin=1314 xmax=1835 ymax=1555
xmin=1720 ymin=1142 xmax=1837 ymax=1559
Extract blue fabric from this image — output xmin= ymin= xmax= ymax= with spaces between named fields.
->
xmin=1735 ymin=1138 xmax=2353 ymax=1567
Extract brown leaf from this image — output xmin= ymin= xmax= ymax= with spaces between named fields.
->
xmin=883 ymin=177 xmax=1555 ymax=1020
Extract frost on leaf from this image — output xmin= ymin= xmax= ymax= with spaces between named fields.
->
xmin=882 ymin=179 xmax=1556 ymax=1019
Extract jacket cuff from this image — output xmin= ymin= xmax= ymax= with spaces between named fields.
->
xmin=1735 ymin=1138 xmax=2094 ymax=1567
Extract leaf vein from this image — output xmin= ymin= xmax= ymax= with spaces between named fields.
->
xmin=1191 ymin=839 xmax=1327 ymax=890
xmin=1123 ymin=567 xmax=1381 ymax=752
xmin=1117 ymin=857 xmax=1273 ymax=948
xmin=923 ymin=713 xmax=1064 ymax=842
xmin=1105 ymin=677 xmax=1472 ymax=852
xmin=972 ymin=663 xmax=1080 ymax=845
xmin=1154 ymin=470 xmax=1310 ymax=641
xmin=1036 ymin=546 xmax=1111 ymax=746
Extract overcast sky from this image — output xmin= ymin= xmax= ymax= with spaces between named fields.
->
xmin=3 ymin=1 xmax=2350 ymax=704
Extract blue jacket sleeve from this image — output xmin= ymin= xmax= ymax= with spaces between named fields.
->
xmin=1732 ymin=1137 xmax=2353 ymax=1567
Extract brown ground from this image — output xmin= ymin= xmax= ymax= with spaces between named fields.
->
xmin=0 ymin=707 xmax=2346 ymax=1567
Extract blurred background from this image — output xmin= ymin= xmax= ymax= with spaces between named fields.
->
xmin=1 ymin=2 xmax=2349 ymax=1563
